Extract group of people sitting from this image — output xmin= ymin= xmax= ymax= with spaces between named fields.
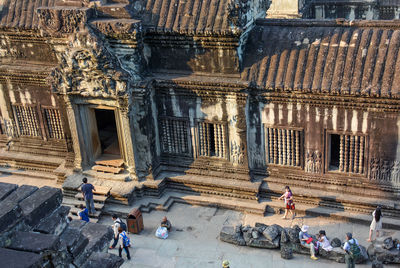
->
xmin=299 ymin=225 xmax=360 ymax=268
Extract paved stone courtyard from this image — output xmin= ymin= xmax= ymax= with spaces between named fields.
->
xmin=101 ymin=203 xmax=399 ymax=268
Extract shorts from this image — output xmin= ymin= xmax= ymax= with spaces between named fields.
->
xmin=286 ymin=203 xmax=295 ymax=210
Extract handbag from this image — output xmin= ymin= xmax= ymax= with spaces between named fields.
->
xmin=306 ymin=237 xmax=313 ymax=244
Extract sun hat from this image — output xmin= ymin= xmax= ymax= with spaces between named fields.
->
xmin=301 ymin=225 xmax=309 ymax=232
xmin=222 ymin=260 xmax=230 ymax=268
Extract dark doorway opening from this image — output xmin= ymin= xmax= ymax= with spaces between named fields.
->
xmin=329 ymin=134 xmax=340 ymax=170
xmin=95 ymin=109 xmax=120 ymax=156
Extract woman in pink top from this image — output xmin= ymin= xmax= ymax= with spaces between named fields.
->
xmin=278 ymin=186 xmax=296 ymax=219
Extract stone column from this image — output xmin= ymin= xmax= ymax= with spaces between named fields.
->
xmin=64 ymin=96 xmax=82 ymax=171
xmin=266 ymin=0 xmax=303 ymax=19
xmin=117 ymin=101 xmax=138 ymax=181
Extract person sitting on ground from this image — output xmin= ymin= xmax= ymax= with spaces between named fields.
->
xmin=110 ymin=214 xmax=121 ymax=249
xmin=78 ymin=204 xmax=89 ymax=222
xmin=299 ymin=225 xmax=318 ymax=260
xmin=118 ymin=227 xmax=131 ymax=260
xmin=368 ymin=206 xmax=382 ymax=242
xmin=317 ymin=230 xmax=333 ymax=252
xmin=161 ymin=216 xmax=171 ymax=232
xmin=222 ymin=260 xmax=230 ymax=268
xmin=343 ymin=232 xmax=360 ymax=268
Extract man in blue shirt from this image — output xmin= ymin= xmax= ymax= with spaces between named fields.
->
xmin=343 ymin=233 xmax=359 ymax=268
xmin=81 ymin=177 xmax=96 ymax=215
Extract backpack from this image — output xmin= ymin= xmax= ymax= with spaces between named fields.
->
xmin=120 ymin=232 xmax=130 ymax=247
xmin=348 ymin=240 xmax=361 ymax=259
xmin=116 ymin=220 xmax=127 ymax=231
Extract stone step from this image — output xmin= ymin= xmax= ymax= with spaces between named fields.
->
xmin=0 ymin=166 xmax=57 ymax=181
xmin=69 ymin=206 xmax=102 ymax=219
xmin=92 ymin=165 xmax=123 ymax=174
xmin=261 ymin=199 xmax=400 ymax=230
xmin=259 ymin=179 xmax=400 ymax=217
xmin=75 ymin=193 xmax=108 ymax=203
xmin=63 ymin=198 xmax=104 ymax=210
xmin=95 ymin=157 xmax=124 ymax=168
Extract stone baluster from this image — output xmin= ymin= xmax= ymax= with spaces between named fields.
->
xmin=221 ymin=125 xmax=226 ymax=158
xmin=206 ymin=123 xmax=210 ymax=156
xmin=273 ymin=128 xmax=278 ymax=164
xmin=286 ymin=129 xmax=291 ymax=165
xmin=354 ymin=136 xmax=359 ymax=173
xmin=359 ymin=136 xmax=364 ymax=174
xmin=268 ymin=128 xmax=273 ymax=163
xmin=282 ymin=129 xmax=287 ymax=165
xmin=344 ymin=135 xmax=349 ymax=172
xmin=213 ymin=124 xmax=218 ymax=157
xmin=339 ymin=135 xmax=344 ymax=172
xmin=173 ymin=120 xmax=179 ymax=153
xmin=217 ymin=124 xmax=222 ymax=157
xmin=199 ymin=123 xmax=204 ymax=156
xmin=278 ymin=129 xmax=282 ymax=164
xmin=295 ymin=130 xmax=300 ymax=166
xmin=349 ymin=136 xmax=355 ymax=173
xmin=291 ymin=130 xmax=295 ymax=165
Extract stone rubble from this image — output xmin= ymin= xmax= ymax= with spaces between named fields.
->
xmin=0 ymin=182 xmax=123 ymax=267
xmin=220 ymin=223 xmax=370 ymax=264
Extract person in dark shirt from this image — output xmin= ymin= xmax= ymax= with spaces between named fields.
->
xmin=161 ymin=216 xmax=171 ymax=232
xmin=81 ymin=177 xmax=96 ymax=215
xmin=78 ymin=204 xmax=89 ymax=222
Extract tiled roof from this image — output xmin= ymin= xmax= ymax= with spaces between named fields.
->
xmin=0 ymin=0 xmax=56 ymax=30
xmin=134 ymin=0 xmax=234 ymax=34
xmin=242 ymin=19 xmax=400 ymax=98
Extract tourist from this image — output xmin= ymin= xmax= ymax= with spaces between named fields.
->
xmin=161 ymin=216 xmax=172 ymax=232
xmin=118 ymin=227 xmax=131 ymax=260
xmin=343 ymin=233 xmax=360 ymax=268
xmin=317 ymin=230 xmax=333 ymax=251
xmin=368 ymin=206 xmax=382 ymax=242
xmin=110 ymin=214 xmax=122 ymax=249
xmin=81 ymin=177 xmax=96 ymax=215
xmin=222 ymin=260 xmax=230 ymax=268
xmin=299 ymin=225 xmax=318 ymax=260
xmin=278 ymin=186 xmax=296 ymax=219
xmin=78 ymin=204 xmax=89 ymax=222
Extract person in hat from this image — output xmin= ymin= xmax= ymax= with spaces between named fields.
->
xmin=222 ymin=260 xmax=230 ymax=268
xmin=299 ymin=225 xmax=318 ymax=260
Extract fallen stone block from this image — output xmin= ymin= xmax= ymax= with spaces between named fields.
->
xmin=368 ymin=242 xmax=400 ymax=264
xmin=0 ymin=182 xmax=17 ymax=201
xmin=83 ymin=252 xmax=124 ymax=268
xmin=60 ymin=227 xmax=89 ymax=258
xmin=281 ymin=244 xmax=293 ymax=259
xmin=263 ymin=224 xmax=282 ymax=242
xmin=330 ymin=237 xmax=341 ymax=248
xmin=219 ymin=226 xmax=245 ymax=246
xmin=0 ymin=200 xmax=22 ymax=234
xmin=7 ymin=231 xmax=60 ymax=253
xmin=19 ymin=186 xmax=62 ymax=228
xmin=34 ymin=206 xmax=70 ymax=236
xmin=3 ymin=185 xmax=38 ymax=204
xmin=247 ymin=235 xmax=280 ymax=249
xmin=0 ymin=247 xmax=42 ymax=268
xmin=319 ymin=247 xmax=345 ymax=263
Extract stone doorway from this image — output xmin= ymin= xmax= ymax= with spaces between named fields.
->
xmin=92 ymin=108 xmax=124 ymax=174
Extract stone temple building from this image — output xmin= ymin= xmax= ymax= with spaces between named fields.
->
xmin=0 ymin=0 xmax=399 ymax=221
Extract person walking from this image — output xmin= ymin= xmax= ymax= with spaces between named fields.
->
xmin=118 ymin=227 xmax=131 ymax=260
xmin=368 ymin=206 xmax=382 ymax=242
xmin=81 ymin=177 xmax=96 ymax=215
xmin=343 ymin=232 xmax=360 ymax=268
xmin=110 ymin=214 xmax=121 ymax=249
xmin=299 ymin=225 xmax=318 ymax=260
xmin=278 ymin=186 xmax=296 ymax=219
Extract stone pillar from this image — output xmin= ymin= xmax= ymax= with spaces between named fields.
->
xmin=64 ymin=96 xmax=82 ymax=171
xmin=117 ymin=101 xmax=138 ymax=181
xmin=266 ymin=0 xmax=303 ymax=19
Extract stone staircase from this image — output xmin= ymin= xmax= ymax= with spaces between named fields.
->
xmin=63 ymin=185 xmax=111 ymax=223
xmin=92 ymin=155 xmax=124 ymax=174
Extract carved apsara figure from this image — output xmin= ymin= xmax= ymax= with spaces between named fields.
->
xmin=305 ymin=150 xmax=314 ymax=173
xmin=314 ymin=150 xmax=322 ymax=173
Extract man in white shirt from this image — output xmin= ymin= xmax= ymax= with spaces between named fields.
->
xmin=109 ymin=214 xmax=121 ymax=249
xmin=343 ymin=232 xmax=359 ymax=268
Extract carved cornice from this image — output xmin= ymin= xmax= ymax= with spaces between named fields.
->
xmin=0 ymin=70 xmax=50 ymax=86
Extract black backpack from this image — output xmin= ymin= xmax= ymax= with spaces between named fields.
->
xmin=116 ymin=220 xmax=127 ymax=231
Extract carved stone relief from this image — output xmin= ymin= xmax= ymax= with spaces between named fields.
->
xmin=369 ymin=158 xmax=400 ymax=184
xmin=305 ymin=149 xmax=322 ymax=173
xmin=230 ymin=141 xmax=245 ymax=165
